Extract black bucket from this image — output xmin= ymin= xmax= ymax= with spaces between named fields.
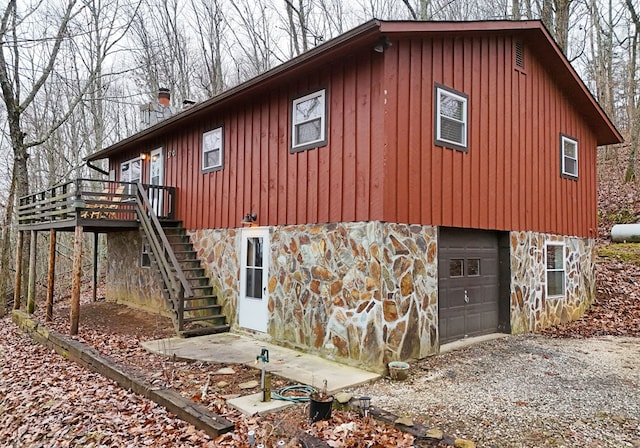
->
xmin=309 ymin=396 xmax=334 ymax=422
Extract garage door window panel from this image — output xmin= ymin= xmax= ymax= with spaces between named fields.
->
xmin=467 ymin=259 xmax=480 ymax=276
xmin=450 ymin=259 xmax=464 ymax=277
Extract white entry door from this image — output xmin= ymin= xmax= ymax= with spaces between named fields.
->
xmin=239 ymin=227 xmax=269 ymax=332
xmin=149 ymin=147 xmax=164 ymax=215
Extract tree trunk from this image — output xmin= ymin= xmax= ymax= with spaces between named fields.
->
xmin=554 ymin=0 xmax=571 ymax=54
xmin=0 ymin=169 xmax=16 ymax=316
xmin=13 ymin=230 xmax=23 ymax=310
xmin=512 ymin=0 xmax=521 ymax=19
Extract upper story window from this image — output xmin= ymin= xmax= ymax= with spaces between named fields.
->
xmin=202 ymin=126 xmax=223 ymax=173
xmin=545 ymin=243 xmax=565 ymax=298
xmin=291 ymin=88 xmax=327 ymax=152
xmin=435 ymin=84 xmax=468 ymax=152
xmin=561 ymin=134 xmax=578 ymax=179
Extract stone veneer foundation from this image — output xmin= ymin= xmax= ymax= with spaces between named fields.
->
xmin=510 ymin=231 xmax=596 ymax=334
xmin=189 ymin=222 xmax=439 ymax=371
xmin=106 ymin=225 xmax=596 ymax=372
xmin=106 ymin=231 xmax=170 ymax=317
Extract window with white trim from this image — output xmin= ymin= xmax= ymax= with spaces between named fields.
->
xmin=435 ymin=84 xmax=468 ymax=151
xmin=120 ymin=157 xmax=141 ymax=195
xmin=202 ymin=126 xmax=223 ymax=172
xmin=291 ymin=88 xmax=327 ymax=152
xmin=545 ymin=243 xmax=565 ymax=298
xmin=561 ymin=135 xmax=578 ymax=179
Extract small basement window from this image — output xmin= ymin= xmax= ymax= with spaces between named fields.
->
xmin=202 ymin=126 xmax=223 ymax=172
xmin=435 ymin=84 xmax=468 ymax=151
xmin=141 ymin=241 xmax=151 ymax=268
xmin=291 ymin=88 xmax=327 ymax=152
xmin=561 ymin=134 xmax=578 ymax=179
xmin=545 ymin=243 xmax=565 ymax=298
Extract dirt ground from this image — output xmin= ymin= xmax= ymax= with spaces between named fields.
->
xmin=34 ymin=299 xmax=295 ymax=400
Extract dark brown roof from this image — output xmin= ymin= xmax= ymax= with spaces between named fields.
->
xmin=87 ymin=19 xmax=621 ymax=162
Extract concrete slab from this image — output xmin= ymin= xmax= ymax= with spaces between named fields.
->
xmin=227 ymin=392 xmax=294 ymax=416
xmin=142 ymin=332 xmax=380 ymax=394
xmin=440 ymin=333 xmax=507 ymax=354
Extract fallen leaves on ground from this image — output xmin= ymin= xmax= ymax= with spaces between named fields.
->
xmin=4 ymin=294 xmax=418 ymax=447
xmin=0 ymin=322 xmax=218 ymax=447
xmin=539 ymin=257 xmax=640 ymax=338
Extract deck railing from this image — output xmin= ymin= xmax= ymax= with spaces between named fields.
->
xmin=17 ymin=178 xmax=176 ymax=228
xmin=134 ymin=181 xmax=191 ymax=331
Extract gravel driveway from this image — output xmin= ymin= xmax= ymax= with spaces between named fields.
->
xmin=348 ymin=334 xmax=640 ymax=448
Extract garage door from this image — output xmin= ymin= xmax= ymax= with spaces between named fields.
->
xmin=438 ymin=228 xmax=500 ymax=344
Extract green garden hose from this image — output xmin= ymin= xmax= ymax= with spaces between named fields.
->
xmin=272 ymin=385 xmax=317 ymax=402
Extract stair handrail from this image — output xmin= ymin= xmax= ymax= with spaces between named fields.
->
xmin=134 ymin=182 xmax=193 ymax=300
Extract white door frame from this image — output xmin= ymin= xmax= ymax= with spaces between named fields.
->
xmin=239 ymin=227 xmax=270 ymax=333
xmin=149 ymin=147 xmax=164 ymax=215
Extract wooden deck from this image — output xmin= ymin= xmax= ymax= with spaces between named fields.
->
xmin=17 ymin=179 xmax=176 ymax=232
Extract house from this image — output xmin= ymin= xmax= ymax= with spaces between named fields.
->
xmin=17 ymin=20 xmax=622 ymax=371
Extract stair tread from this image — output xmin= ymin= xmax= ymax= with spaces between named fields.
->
xmin=183 ymin=295 xmax=217 ymax=301
xmin=182 ymin=314 xmax=225 ymax=324
xmin=184 ymin=304 xmax=221 ymax=312
xmin=179 ymin=325 xmax=230 ymax=337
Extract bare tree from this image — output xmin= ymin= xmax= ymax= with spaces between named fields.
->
xmin=0 ymin=0 xmax=132 ymax=314
xmin=190 ymin=0 xmax=226 ymax=96
xmin=624 ymin=0 xmax=640 ymax=181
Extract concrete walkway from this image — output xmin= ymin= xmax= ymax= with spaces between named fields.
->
xmin=142 ymin=332 xmax=380 ymax=394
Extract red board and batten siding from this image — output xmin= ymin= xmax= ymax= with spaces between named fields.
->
xmin=107 ymin=25 xmax=608 ymax=239
xmin=142 ymin=52 xmax=385 ymax=231
xmin=382 ymin=34 xmax=599 ymax=238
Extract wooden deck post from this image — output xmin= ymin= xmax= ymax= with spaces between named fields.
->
xmin=13 ymin=231 xmax=24 ymax=310
xmin=46 ymin=229 xmax=57 ymax=321
xmin=93 ymin=232 xmax=98 ymax=301
xmin=26 ymin=230 xmax=37 ymax=314
xmin=70 ymin=225 xmax=83 ymax=335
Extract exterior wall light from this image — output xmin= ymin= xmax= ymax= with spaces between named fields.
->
xmin=373 ymin=36 xmax=391 ymax=53
xmin=241 ymin=212 xmax=258 ymax=225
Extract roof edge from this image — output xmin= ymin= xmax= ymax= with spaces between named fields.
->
xmin=86 ymin=19 xmax=382 ymax=162
xmin=89 ymin=18 xmax=621 ymax=162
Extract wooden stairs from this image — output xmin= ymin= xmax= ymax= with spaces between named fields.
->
xmin=156 ymin=222 xmax=229 ymax=337
xmin=134 ymin=184 xmax=229 ymax=338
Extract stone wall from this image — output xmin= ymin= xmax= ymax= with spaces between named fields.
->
xmin=106 ymin=231 xmax=169 ymax=316
xmin=187 ymin=228 xmax=240 ymax=326
xmin=510 ymin=231 xmax=596 ymax=333
xmin=189 ymin=222 xmax=439 ymax=371
xmin=105 ymin=226 xmax=597 ymax=372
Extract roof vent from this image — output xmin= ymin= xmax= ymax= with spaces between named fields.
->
xmin=515 ymin=40 xmax=525 ymax=69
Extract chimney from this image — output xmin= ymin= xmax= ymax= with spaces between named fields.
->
xmin=158 ymin=88 xmax=170 ymax=107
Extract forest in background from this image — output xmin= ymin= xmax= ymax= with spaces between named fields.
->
xmin=0 ymin=0 xmax=639 ymax=304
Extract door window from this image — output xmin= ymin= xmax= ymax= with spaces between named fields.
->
xmin=245 ymin=237 xmax=264 ymax=299
xmin=120 ymin=158 xmax=141 ymax=194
